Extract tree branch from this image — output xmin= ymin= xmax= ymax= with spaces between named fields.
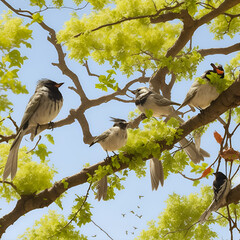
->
xmin=1 ymin=79 xmax=240 ymax=236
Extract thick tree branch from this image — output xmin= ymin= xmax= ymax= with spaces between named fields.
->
xmin=1 ymin=79 xmax=240 ymax=236
xmin=150 ymin=0 xmax=240 ymax=92
xmin=198 ymin=43 xmax=240 ymax=57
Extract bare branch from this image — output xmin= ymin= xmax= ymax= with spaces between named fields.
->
xmin=83 ymin=61 xmax=100 ymax=78
xmin=91 ymin=220 xmax=114 ymax=240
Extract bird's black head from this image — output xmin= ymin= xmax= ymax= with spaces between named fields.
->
xmin=37 ymin=79 xmax=64 ymax=101
xmin=37 ymin=79 xmax=64 ymax=89
xmin=129 ymin=87 xmax=150 ymax=98
xmin=210 ymin=63 xmax=224 ymax=78
xmin=110 ymin=117 xmax=128 ymax=129
xmin=213 ymin=171 xmax=227 ymax=180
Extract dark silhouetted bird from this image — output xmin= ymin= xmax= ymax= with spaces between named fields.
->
xmin=199 ymin=171 xmax=230 ymax=224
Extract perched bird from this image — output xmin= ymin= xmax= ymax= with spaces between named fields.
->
xmin=178 ymin=63 xmax=224 ymax=111
xmin=131 ymin=87 xmax=210 ymax=164
xmin=89 ymin=117 xmax=128 ymax=157
xmin=3 ymin=79 xmax=64 ymax=181
xmin=90 ymin=118 xmax=129 ymax=201
xmin=199 ymin=172 xmax=231 ymax=224
xmin=130 ymin=87 xmax=181 ymax=118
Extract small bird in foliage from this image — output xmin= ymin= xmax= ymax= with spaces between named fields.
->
xmin=130 ymin=87 xmax=210 ymax=164
xmin=199 ymin=171 xmax=231 ymax=224
xmin=130 ymin=87 xmax=181 ymax=118
xmin=178 ymin=63 xmax=224 ymax=111
xmin=89 ymin=117 xmax=128 ymax=158
xmin=3 ymin=79 xmax=64 ymax=181
xmin=90 ymin=117 xmax=129 ymax=201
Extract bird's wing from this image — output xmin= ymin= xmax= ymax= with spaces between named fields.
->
xmin=152 ymin=94 xmax=180 ymax=107
xmin=178 ymin=83 xmax=199 ymax=109
xmin=19 ymin=92 xmax=42 ymax=130
xmin=90 ymin=129 xmax=111 ymax=146
xmin=214 ymin=178 xmax=228 ymax=201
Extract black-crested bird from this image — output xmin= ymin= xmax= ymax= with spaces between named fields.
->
xmin=130 ymin=87 xmax=210 ymax=164
xmin=178 ymin=63 xmax=224 ymax=111
xmin=130 ymin=87 xmax=181 ymax=118
xmin=199 ymin=171 xmax=231 ymax=224
xmin=89 ymin=117 xmax=128 ymax=157
xmin=90 ymin=118 xmax=128 ymax=201
xmin=3 ymin=79 xmax=64 ymax=181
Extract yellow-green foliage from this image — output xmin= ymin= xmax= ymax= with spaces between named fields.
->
xmin=0 ymin=142 xmax=56 ymax=199
xmin=209 ymin=4 xmax=240 ymax=40
xmin=19 ymin=210 xmax=86 ymax=240
xmin=0 ymin=11 xmax=31 ymax=111
xmin=69 ymin=196 xmax=93 ymax=227
xmin=137 ymin=186 xmax=218 ymax=240
xmin=57 ymin=0 xmax=182 ymax=76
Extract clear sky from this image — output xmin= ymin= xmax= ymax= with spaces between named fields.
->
xmin=0 ymin=1 xmax=239 ymax=239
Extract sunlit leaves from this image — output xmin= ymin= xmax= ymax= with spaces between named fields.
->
xmin=69 ymin=196 xmax=93 ymax=227
xmin=19 ymin=210 xmax=86 ymax=240
xmin=57 ymin=1 xmax=182 ymax=76
xmin=0 ymin=11 xmax=31 ymax=111
xmin=31 ymin=13 xmax=44 ymax=23
xmin=95 ymin=69 xmax=118 ymax=91
xmin=137 ymin=186 xmax=218 ymax=240
xmin=33 ymin=143 xmax=52 ymax=161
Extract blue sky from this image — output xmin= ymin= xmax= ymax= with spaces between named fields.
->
xmin=0 ymin=1 xmax=240 ymax=239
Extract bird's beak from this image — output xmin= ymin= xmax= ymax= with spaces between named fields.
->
xmin=128 ymin=89 xmax=136 ymax=94
xmin=210 ymin=63 xmax=224 ymax=75
xmin=55 ymin=82 xmax=64 ymax=88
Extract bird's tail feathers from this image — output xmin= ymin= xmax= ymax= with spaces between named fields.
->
xmin=150 ymin=158 xmax=164 ymax=191
xmin=95 ymin=175 xmax=108 ymax=201
xmin=199 ymin=200 xmax=218 ymax=224
xmin=179 ymin=138 xmax=210 ymax=164
xmin=3 ymin=130 xmax=24 ymax=181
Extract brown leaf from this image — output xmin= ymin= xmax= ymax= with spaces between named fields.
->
xmin=200 ymin=166 xmax=212 ymax=179
xmin=214 ymin=131 xmax=223 ymax=144
xmin=220 ymin=148 xmax=240 ymax=161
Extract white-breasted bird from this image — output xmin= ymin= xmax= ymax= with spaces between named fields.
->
xmin=199 ymin=172 xmax=231 ymax=224
xmin=89 ymin=117 xmax=128 ymax=157
xmin=130 ymin=86 xmax=210 ymax=164
xmin=3 ymin=79 xmax=64 ymax=181
xmin=90 ymin=117 xmax=128 ymax=200
xmin=178 ymin=63 xmax=224 ymax=111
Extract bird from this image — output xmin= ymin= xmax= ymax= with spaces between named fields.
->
xmin=130 ymin=87 xmax=181 ymax=118
xmin=130 ymin=87 xmax=210 ymax=164
xmin=3 ymin=79 xmax=64 ymax=181
xmin=90 ymin=117 xmax=129 ymax=201
xmin=178 ymin=63 xmax=224 ymax=111
xmin=199 ymin=171 xmax=231 ymax=224
xmin=89 ymin=117 xmax=128 ymax=157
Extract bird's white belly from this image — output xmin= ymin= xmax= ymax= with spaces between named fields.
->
xmin=190 ymin=83 xmax=219 ymax=109
xmin=30 ymin=94 xmax=63 ymax=126
xmin=100 ymin=130 xmax=127 ymax=151
xmin=137 ymin=102 xmax=173 ymax=118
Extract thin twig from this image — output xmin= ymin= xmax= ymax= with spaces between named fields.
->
xmin=47 ymin=182 xmax=92 ymax=239
xmin=26 ymin=136 xmax=42 ymax=153
xmin=91 ymin=220 xmax=114 ymax=240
